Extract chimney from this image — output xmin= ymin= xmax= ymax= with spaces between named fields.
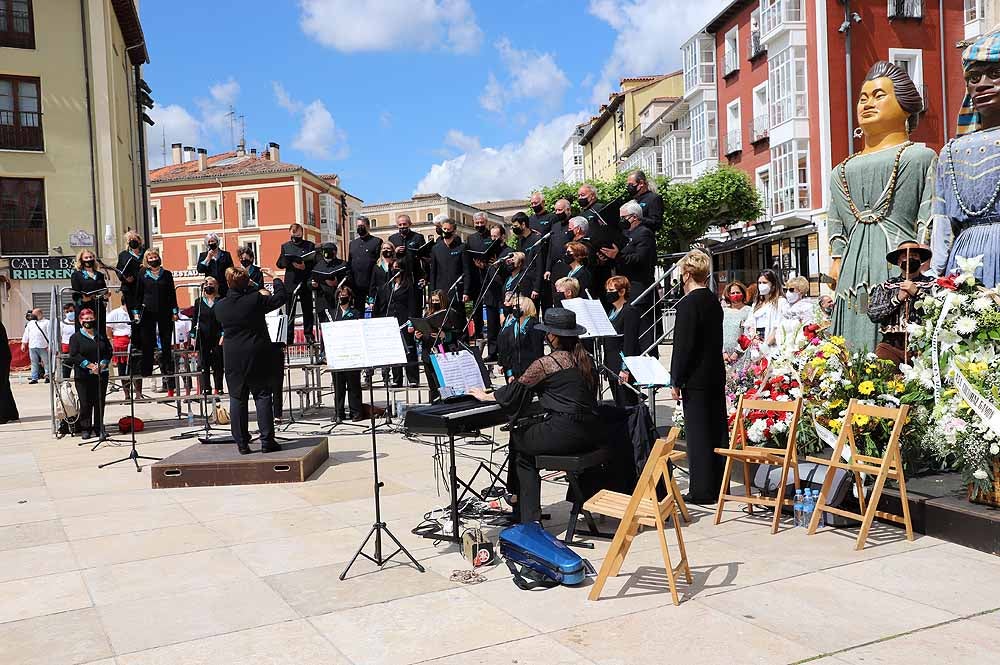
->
xmin=171 ymin=143 xmax=182 ymax=165
xmin=197 ymin=148 xmax=207 ymax=172
xmin=182 ymin=145 xmax=196 ymax=162
xmin=268 ymin=142 xmax=280 ymax=162
xmin=250 ymin=147 xmax=257 ymax=156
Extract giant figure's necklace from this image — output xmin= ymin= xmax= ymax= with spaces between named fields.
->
xmin=836 ymin=141 xmax=912 ymax=225
xmin=946 ymin=137 xmax=1000 ymax=218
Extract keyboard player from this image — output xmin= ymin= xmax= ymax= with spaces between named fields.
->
xmin=467 ymin=307 xmax=602 ymax=525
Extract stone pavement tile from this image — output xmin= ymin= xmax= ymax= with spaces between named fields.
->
xmin=83 ymin=548 xmax=257 ymax=606
xmin=835 ymin=616 xmax=998 ymax=664
xmin=932 ymin=541 xmax=1000 ymax=565
xmin=230 ymin=526 xmax=371 ymax=577
xmin=158 ymin=482 xmax=271 ymax=504
xmin=0 ymin=494 xmax=56 ymax=527
xmin=307 ymin=457 xmax=375 ymax=483
xmin=0 ymin=452 xmax=39 ymax=477
xmin=78 ymin=661 xmax=118 ymax=665
xmin=698 ymin=571 xmax=957 ymax=654
xmin=552 ymin=601 xmax=814 ymax=665
xmin=42 ymin=466 xmax=150 ymax=500
xmin=0 ymin=570 xmax=92 ymax=624
xmin=71 ymin=524 xmax=222 ymax=568
xmin=201 ymin=506 xmax=340 ymax=546
xmin=0 ymin=471 xmax=44 ymax=492
xmin=317 ymin=491 xmax=440 ymax=528
xmin=0 ymin=540 xmax=79 ymax=583
xmin=54 ymin=489 xmax=177 ymax=519
xmin=349 ymin=516 xmax=458 ymax=557
xmin=266 ymin=557 xmax=456 ymax=616
xmin=115 ymin=620 xmax=350 ymax=665
xmin=421 ymin=635 xmax=598 ymax=665
xmin=825 ymin=545 xmax=1000 ymax=615
xmin=179 ymin=488 xmax=312 ymax=522
xmin=310 ymin=587 xmax=536 ymax=665
xmin=97 ymin=578 xmax=297 ymax=656
xmin=0 ymin=518 xmax=66 ymax=551
xmin=0 ymin=607 xmax=112 ymax=665
xmin=285 ymin=476 xmax=410 ymax=505
xmin=61 ymin=504 xmax=196 ymax=541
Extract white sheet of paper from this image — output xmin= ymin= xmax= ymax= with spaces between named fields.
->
xmin=560 ymin=298 xmax=618 ymax=338
xmin=430 ymin=350 xmax=486 ymax=396
xmin=321 ymin=318 xmax=408 ymax=371
xmin=266 ymin=313 xmax=287 ymax=344
xmin=622 ymin=355 xmax=671 ymax=386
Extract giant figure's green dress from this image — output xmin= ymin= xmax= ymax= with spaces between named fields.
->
xmin=828 ymin=142 xmax=937 ymax=353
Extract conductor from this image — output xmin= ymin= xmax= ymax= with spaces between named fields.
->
xmin=213 ymin=265 xmax=288 ymax=455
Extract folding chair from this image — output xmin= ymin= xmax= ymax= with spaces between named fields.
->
xmin=584 ymin=428 xmax=692 ymax=605
xmin=806 ymin=400 xmax=913 ymax=550
xmin=714 ymin=395 xmax=803 ymax=534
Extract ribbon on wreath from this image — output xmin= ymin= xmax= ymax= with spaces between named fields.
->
xmin=930 ymin=292 xmax=957 ymax=403
xmin=952 ymin=360 xmax=1000 ymax=437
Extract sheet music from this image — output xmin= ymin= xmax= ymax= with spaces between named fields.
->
xmin=266 ymin=312 xmax=287 ymax=344
xmin=321 ymin=317 xmax=408 ymax=370
xmin=560 ymin=298 xmax=618 ymax=338
xmin=430 ymin=350 xmax=486 ymax=398
xmin=622 ymin=355 xmax=671 ymax=387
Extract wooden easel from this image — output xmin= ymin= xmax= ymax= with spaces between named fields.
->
xmin=806 ymin=400 xmax=913 ymax=550
xmin=714 ymin=396 xmax=802 ymax=534
xmin=584 ymin=429 xmax=692 ymax=605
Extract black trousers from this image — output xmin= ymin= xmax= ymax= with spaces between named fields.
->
xmin=270 ymin=345 xmax=285 ymax=418
xmin=682 ymin=387 xmax=727 ymax=503
xmin=139 ymin=313 xmax=175 ymax=388
xmin=391 ymin=330 xmax=420 ymax=385
xmin=76 ymin=374 xmax=109 ymax=434
xmin=483 ymin=305 xmax=501 ymax=360
xmin=199 ymin=344 xmax=224 ymax=393
xmin=334 ymin=370 xmax=363 ymax=418
xmin=508 ymin=414 xmax=600 ymax=523
xmin=286 ymin=285 xmax=314 ymax=344
xmin=229 ymin=385 xmax=275 ymax=448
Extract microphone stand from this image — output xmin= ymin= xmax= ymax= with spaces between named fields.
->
xmin=280 ymin=281 xmax=321 ymax=431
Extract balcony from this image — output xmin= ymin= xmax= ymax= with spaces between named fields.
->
xmin=760 ymin=0 xmax=804 ymax=40
xmin=724 ymin=128 xmax=742 ymax=156
xmin=622 ymin=145 xmax=664 ymax=178
xmin=748 ymin=31 xmax=766 ymax=60
xmin=724 ymin=49 xmax=739 ymax=77
xmin=887 ymin=0 xmax=923 ymax=19
xmin=0 ymin=5 xmax=34 ymax=49
xmin=0 ymin=111 xmax=43 ymax=151
xmin=750 ymin=114 xmax=770 ymax=143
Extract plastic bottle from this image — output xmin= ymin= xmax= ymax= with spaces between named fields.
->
xmin=482 ymin=305 xmax=488 ymax=330
xmin=793 ymin=490 xmax=804 ymax=527
xmin=802 ymin=489 xmax=815 ymax=527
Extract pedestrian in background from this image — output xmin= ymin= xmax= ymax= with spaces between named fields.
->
xmin=21 ymin=308 xmax=50 ymax=384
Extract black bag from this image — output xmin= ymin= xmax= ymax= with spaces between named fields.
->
xmin=752 ymin=456 xmax=858 ymax=527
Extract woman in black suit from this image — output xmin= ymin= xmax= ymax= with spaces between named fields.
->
xmin=133 ymin=248 xmax=178 ymax=395
xmin=69 ymin=308 xmax=113 ymax=439
xmin=331 ymin=286 xmax=364 ymax=420
xmin=670 ymin=250 xmax=726 ymax=504
xmin=550 ymin=241 xmax=592 ymax=303
xmin=501 ymin=252 xmax=533 ymax=320
xmin=0 ymin=319 xmax=19 ymax=424
xmin=70 ymin=249 xmax=109 ymax=331
xmin=213 ymin=266 xmax=287 ymax=454
xmin=192 ymin=277 xmax=224 ymax=394
xmin=496 ymin=295 xmax=544 ymax=383
xmin=603 ymin=276 xmax=641 ymax=407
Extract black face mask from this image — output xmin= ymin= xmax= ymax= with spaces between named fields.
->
xmin=511 ymin=225 xmax=523 ymax=235
xmin=338 ymin=296 xmax=350 ymax=304
xmin=565 ymin=253 xmax=575 ymax=263
xmin=564 ymin=229 xmax=575 ymax=242
xmin=382 ymin=252 xmax=393 ymax=258
xmin=475 ymin=225 xmax=487 ymax=235
xmin=324 ymin=252 xmax=336 ymax=261
xmin=356 ymin=226 xmax=368 ymax=236
xmin=626 ymin=183 xmax=638 ymax=197
xmin=442 ymin=231 xmax=454 ymax=239
xmin=83 ymin=259 xmax=95 ymax=267
xmin=398 ymin=227 xmax=410 ymax=236
xmin=618 ymin=217 xmax=632 ymax=231
xmin=554 ymin=212 xmax=568 ymax=223
xmin=128 ymin=239 xmax=141 ymax=249
xmin=241 ymin=258 xmax=253 ymax=267
xmin=148 ymin=259 xmax=161 ymax=268
xmin=291 ymin=236 xmax=302 ymax=243
xmin=531 ymin=204 xmax=544 ymax=214
xmin=577 ymin=197 xmax=590 ymax=209
xmin=208 ymin=242 xmax=218 ymax=250
xmin=904 ymin=258 xmax=922 ymax=273
xmin=81 ymin=320 xmax=95 ymax=329
xmin=204 ymin=286 xmax=216 ymax=295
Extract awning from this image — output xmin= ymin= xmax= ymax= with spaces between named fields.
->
xmin=707 ymin=229 xmax=787 ymax=255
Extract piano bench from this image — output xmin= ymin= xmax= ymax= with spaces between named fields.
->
xmin=536 ymin=447 xmax=615 ymax=549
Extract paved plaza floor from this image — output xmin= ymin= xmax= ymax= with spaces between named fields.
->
xmin=0 ymin=380 xmax=997 ymax=665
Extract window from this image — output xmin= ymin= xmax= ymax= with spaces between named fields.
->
xmin=889 ymin=48 xmax=925 ymax=110
xmin=725 ymin=99 xmax=742 ymax=155
xmin=306 ymin=193 xmax=315 ymax=225
xmin=761 ymin=0 xmax=803 ymax=35
xmin=238 ymin=193 xmax=258 ymax=228
xmin=319 ymin=193 xmax=335 ymax=231
xmin=888 ymin=0 xmax=923 ymax=18
xmin=756 ymin=167 xmax=771 ymax=220
xmin=150 ymin=201 xmax=161 ymax=235
xmin=690 ymin=102 xmax=718 ymax=164
xmin=683 ymin=36 xmax=715 ymax=91
xmin=0 ymin=75 xmax=42 ymax=151
xmin=724 ymin=26 xmax=739 ymax=75
xmin=965 ymin=0 xmax=981 ymax=22
xmin=186 ymin=240 xmax=201 ymax=269
xmin=769 ymin=46 xmax=808 ymax=126
xmin=1 ymin=177 xmax=45 ymax=255
xmin=0 ymin=0 xmax=34 ymax=49
xmin=751 ymin=82 xmax=770 ymax=142
xmin=238 ymin=236 xmax=259 ymax=264
xmin=748 ymin=9 xmax=765 ymax=59
xmin=184 ymin=196 xmax=220 ymax=223
xmin=426 ymin=212 xmax=434 ymax=222
xmin=770 ymin=139 xmax=810 ymax=216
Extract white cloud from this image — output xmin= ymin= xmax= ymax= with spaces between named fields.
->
xmin=379 ymin=111 xmax=393 ymax=128
xmin=145 ymin=78 xmax=242 ymax=168
xmin=272 ymin=81 xmax=304 ymax=113
xmin=480 ymin=37 xmax=569 ymax=114
xmin=146 ymin=104 xmax=202 ymax=167
xmin=414 ymin=112 xmax=587 ymax=202
xmin=588 ymin=0 xmax=727 ymax=103
xmin=293 ymin=100 xmax=349 ymax=160
xmin=443 ymin=129 xmax=480 ymax=152
xmin=209 ymin=78 xmax=240 ymax=105
xmin=299 ymin=0 xmax=482 ymax=54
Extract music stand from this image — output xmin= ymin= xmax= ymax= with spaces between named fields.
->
xmin=328 ymin=317 xmax=425 ymax=579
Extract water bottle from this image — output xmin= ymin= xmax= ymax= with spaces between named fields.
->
xmin=793 ymin=490 xmax=804 ymax=527
xmin=802 ymin=490 xmax=815 ymax=527
xmin=810 ymin=489 xmax=822 ymax=527
xmin=482 ymin=305 xmax=488 ymax=331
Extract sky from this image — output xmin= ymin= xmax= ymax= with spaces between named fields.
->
xmin=140 ymin=0 xmax=727 ymax=205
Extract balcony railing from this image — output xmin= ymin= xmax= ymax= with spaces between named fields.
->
xmin=692 ymin=138 xmax=718 ymax=165
xmin=0 ymin=111 xmax=43 ymax=151
xmin=760 ymin=0 xmax=804 ymax=38
xmin=0 ymin=6 xmax=34 ymax=49
xmin=751 ymin=114 xmax=770 ymax=143
xmin=724 ymin=49 xmax=739 ymax=76
xmin=724 ymin=128 xmax=742 ymax=155
xmin=887 ymin=0 xmax=923 ymax=19
xmin=748 ymin=31 xmax=766 ymax=60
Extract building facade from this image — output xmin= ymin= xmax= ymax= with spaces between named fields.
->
xmin=361 ymin=194 xmax=504 ymax=243
xmin=470 ymin=199 xmax=530 ymax=220
xmin=0 ymin=0 xmax=149 ymax=330
xmin=149 ymin=143 xmax=361 ymax=309
xmin=561 ymin=123 xmax=587 ymax=183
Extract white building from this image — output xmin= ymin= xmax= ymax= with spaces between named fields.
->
xmin=681 ymin=32 xmax=719 ymax=178
xmin=561 ymin=123 xmax=587 ymax=183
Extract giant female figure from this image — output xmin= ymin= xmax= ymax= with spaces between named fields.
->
xmin=829 ymin=61 xmax=936 ymax=353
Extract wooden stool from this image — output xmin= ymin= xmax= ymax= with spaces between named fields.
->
xmin=806 ymin=400 xmax=913 ymax=550
xmin=714 ymin=396 xmax=803 ymax=534
xmin=584 ymin=429 xmax=692 ymax=605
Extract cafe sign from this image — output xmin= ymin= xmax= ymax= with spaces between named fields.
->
xmin=9 ymin=256 xmax=74 ymax=280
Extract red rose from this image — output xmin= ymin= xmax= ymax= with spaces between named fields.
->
xmin=936 ymin=274 xmax=957 ymax=290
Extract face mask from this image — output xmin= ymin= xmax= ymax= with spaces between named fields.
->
xmin=476 ymin=225 xmax=487 ymax=235
xmin=398 ymin=227 xmax=410 ymax=236
xmin=626 ymin=183 xmax=638 ymax=197
xmin=511 ymin=225 xmax=523 ymax=235
xmin=607 ymin=291 xmax=619 ymax=300
xmin=565 ymin=253 xmax=575 ymax=263
xmin=431 ymin=301 xmax=441 ymax=308
xmin=356 ymin=226 xmax=368 ymax=236
xmin=786 ymin=291 xmax=801 ymax=304
xmin=208 ymin=242 xmax=218 ymax=250
xmin=204 ymin=286 xmax=216 ymax=295
xmin=618 ymin=217 xmax=632 ymax=231
xmin=128 ymin=239 xmax=140 ymax=249
xmin=82 ymin=320 xmax=95 ymax=329
xmin=554 ymin=212 xmax=568 ymax=223
xmin=442 ymin=230 xmax=454 ymax=239
xmin=83 ymin=259 xmax=95 ymax=267
xmin=564 ymin=229 xmax=575 ymax=242
xmin=338 ymin=296 xmax=350 ymax=304
xmin=382 ymin=252 xmax=393 ymax=258
xmin=531 ymin=204 xmax=544 ymax=214
xmin=291 ymin=235 xmax=302 ymax=243
xmin=148 ymin=259 xmax=161 ymax=268
xmin=66 ymin=312 xmax=76 ymax=322
xmin=324 ymin=252 xmax=336 ymax=261
xmin=904 ymin=258 xmax=922 ymax=273
xmin=241 ymin=258 xmax=253 ymax=267
xmin=757 ymin=283 xmax=772 ymax=296
xmin=728 ymin=293 xmax=745 ymax=304
xmin=577 ymin=197 xmax=590 ymax=209
xmin=823 ymin=303 xmax=834 ymax=314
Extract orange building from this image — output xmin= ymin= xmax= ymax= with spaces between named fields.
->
xmin=149 ymin=143 xmax=362 ymax=308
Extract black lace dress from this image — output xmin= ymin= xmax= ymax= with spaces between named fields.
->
xmin=493 ymin=350 xmax=602 ymax=523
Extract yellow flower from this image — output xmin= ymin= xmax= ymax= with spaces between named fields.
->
xmin=942 ymin=388 xmax=957 ymax=399
xmin=828 ymin=419 xmax=842 ymax=433
xmin=822 ymin=343 xmax=840 ymax=357
xmin=810 ymin=356 xmax=827 ymax=368
xmin=852 ymin=414 xmax=871 ymax=427
xmin=829 ymin=399 xmax=844 ymax=409
xmin=858 ymin=380 xmax=876 ymax=396
xmin=831 ymin=336 xmax=846 ymax=347
xmin=887 ymin=380 xmax=905 ymax=394
xmin=965 ymin=362 xmax=988 ymax=377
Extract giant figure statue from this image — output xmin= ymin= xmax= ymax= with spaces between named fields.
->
xmin=931 ymin=33 xmax=1000 ymax=286
xmin=829 ymin=61 xmax=937 ymax=353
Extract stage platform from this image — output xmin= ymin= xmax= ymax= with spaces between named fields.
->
xmin=151 ymin=436 xmax=329 ymax=489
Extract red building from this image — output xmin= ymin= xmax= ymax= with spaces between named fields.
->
xmin=149 ymin=143 xmax=361 ymax=308
xmin=697 ymin=0 xmax=968 ymax=292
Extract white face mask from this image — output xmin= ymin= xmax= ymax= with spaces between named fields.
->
xmin=757 ymin=282 xmax=772 ymax=297
xmin=786 ymin=291 xmax=800 ymax=304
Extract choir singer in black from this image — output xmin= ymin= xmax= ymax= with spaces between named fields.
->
xmin=213 ymin=266 xmax=287 ymax=455
xmin=196 ymin=232 xmax=235 ymax=296
xmin=69 ymin=308 xmax=112 ymax=439
xmin=276 ymin=223 xmax=316 ymax=344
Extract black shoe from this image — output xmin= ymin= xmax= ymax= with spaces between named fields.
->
xmin=28 ymin=379 xmax=37 ymax=385
xmin=682 ymin=493 xmax=713 ymax=505
xmin=350 ymin=413 xmax=365 ymax=422
xmin=44 ymin=377 xmax=50 ymax=384
xmin=236 ymin=443 xmax=252 ymax=455
xmin=261 ymin=442 xmax=282 ymax=454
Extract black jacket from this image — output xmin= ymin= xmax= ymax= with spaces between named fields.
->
xmin=546 ymin=220 xmax=570 ymax=274
xmin=191 ymin=297 xmax=223 ymax=348
xmin=276 ymin=239 xmax=316 ymax=290
xmin=429 ymin=237 xmax=465 ymax=297
xmin=134 ymin=269 xmax=178 ymax=318
xmin=334 ymin=305 xmax=362 ymax=322
xmin=196 ymin=249 xmax=235 ymax=296
xmin=634 ymin=189 xmax=664 ymax=232
xmin=311 ymin=258 xmax=350 ymax=321
xmin=670 ymin=288 xmax=725 ymax=391
xmin=501 ymin=266 xmax=534 ymax=304
xmin=388 ymin=279 xmax=420 ymax=323
xmin=497 ymin=316 xmax=544 ymax=380
xmin=603 ymin=304 xmax=640 ymax=373
xmin=388 ymin=230 xmax=428 ymax=282
xmin=116 ymin=249 xmax=143 ymax=305
xmin=481 ymin=246 xmax=513 ymax=308
xmin=551 ymin=262 xmax=593 ymax=301
xmin=615 ymin=224 xmax=657 ymax=298
xmin=462 ymin=229 xmax=492 ymax=299
xmin=68 ymin=330 xmax=113 ymax=380
xmin=214 ymin=279 xmax=288 ymax=394
xmin=515 ymin=230 xmax=544 ymax=291
xmin=70 ymin=269 xmax=108 ymax=308
xmin=369 ymin=262 xmax=395 ymax=315
xmin=348 ymin=234 xmax=382 ymax=294
xmin=528 ymin=211 xmax=554 ymax=236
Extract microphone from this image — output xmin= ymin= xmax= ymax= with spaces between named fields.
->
xmin=448 ymin=273 xmax=463 ymax=293
xmin=538 ymin=231 xmax=552 ymax=243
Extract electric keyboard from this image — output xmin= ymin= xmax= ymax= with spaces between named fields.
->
xmin=404 ymin=396 xmax=507 ymax=436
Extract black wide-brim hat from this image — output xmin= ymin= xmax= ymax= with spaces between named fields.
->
xmin=886 ymin=241 xmax=932 ymax=264
xmin=535 ymin=307 xmax=587 ymax=337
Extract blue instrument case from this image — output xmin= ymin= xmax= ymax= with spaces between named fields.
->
xmin=498 ymin=523 xmax=592 ymax=589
